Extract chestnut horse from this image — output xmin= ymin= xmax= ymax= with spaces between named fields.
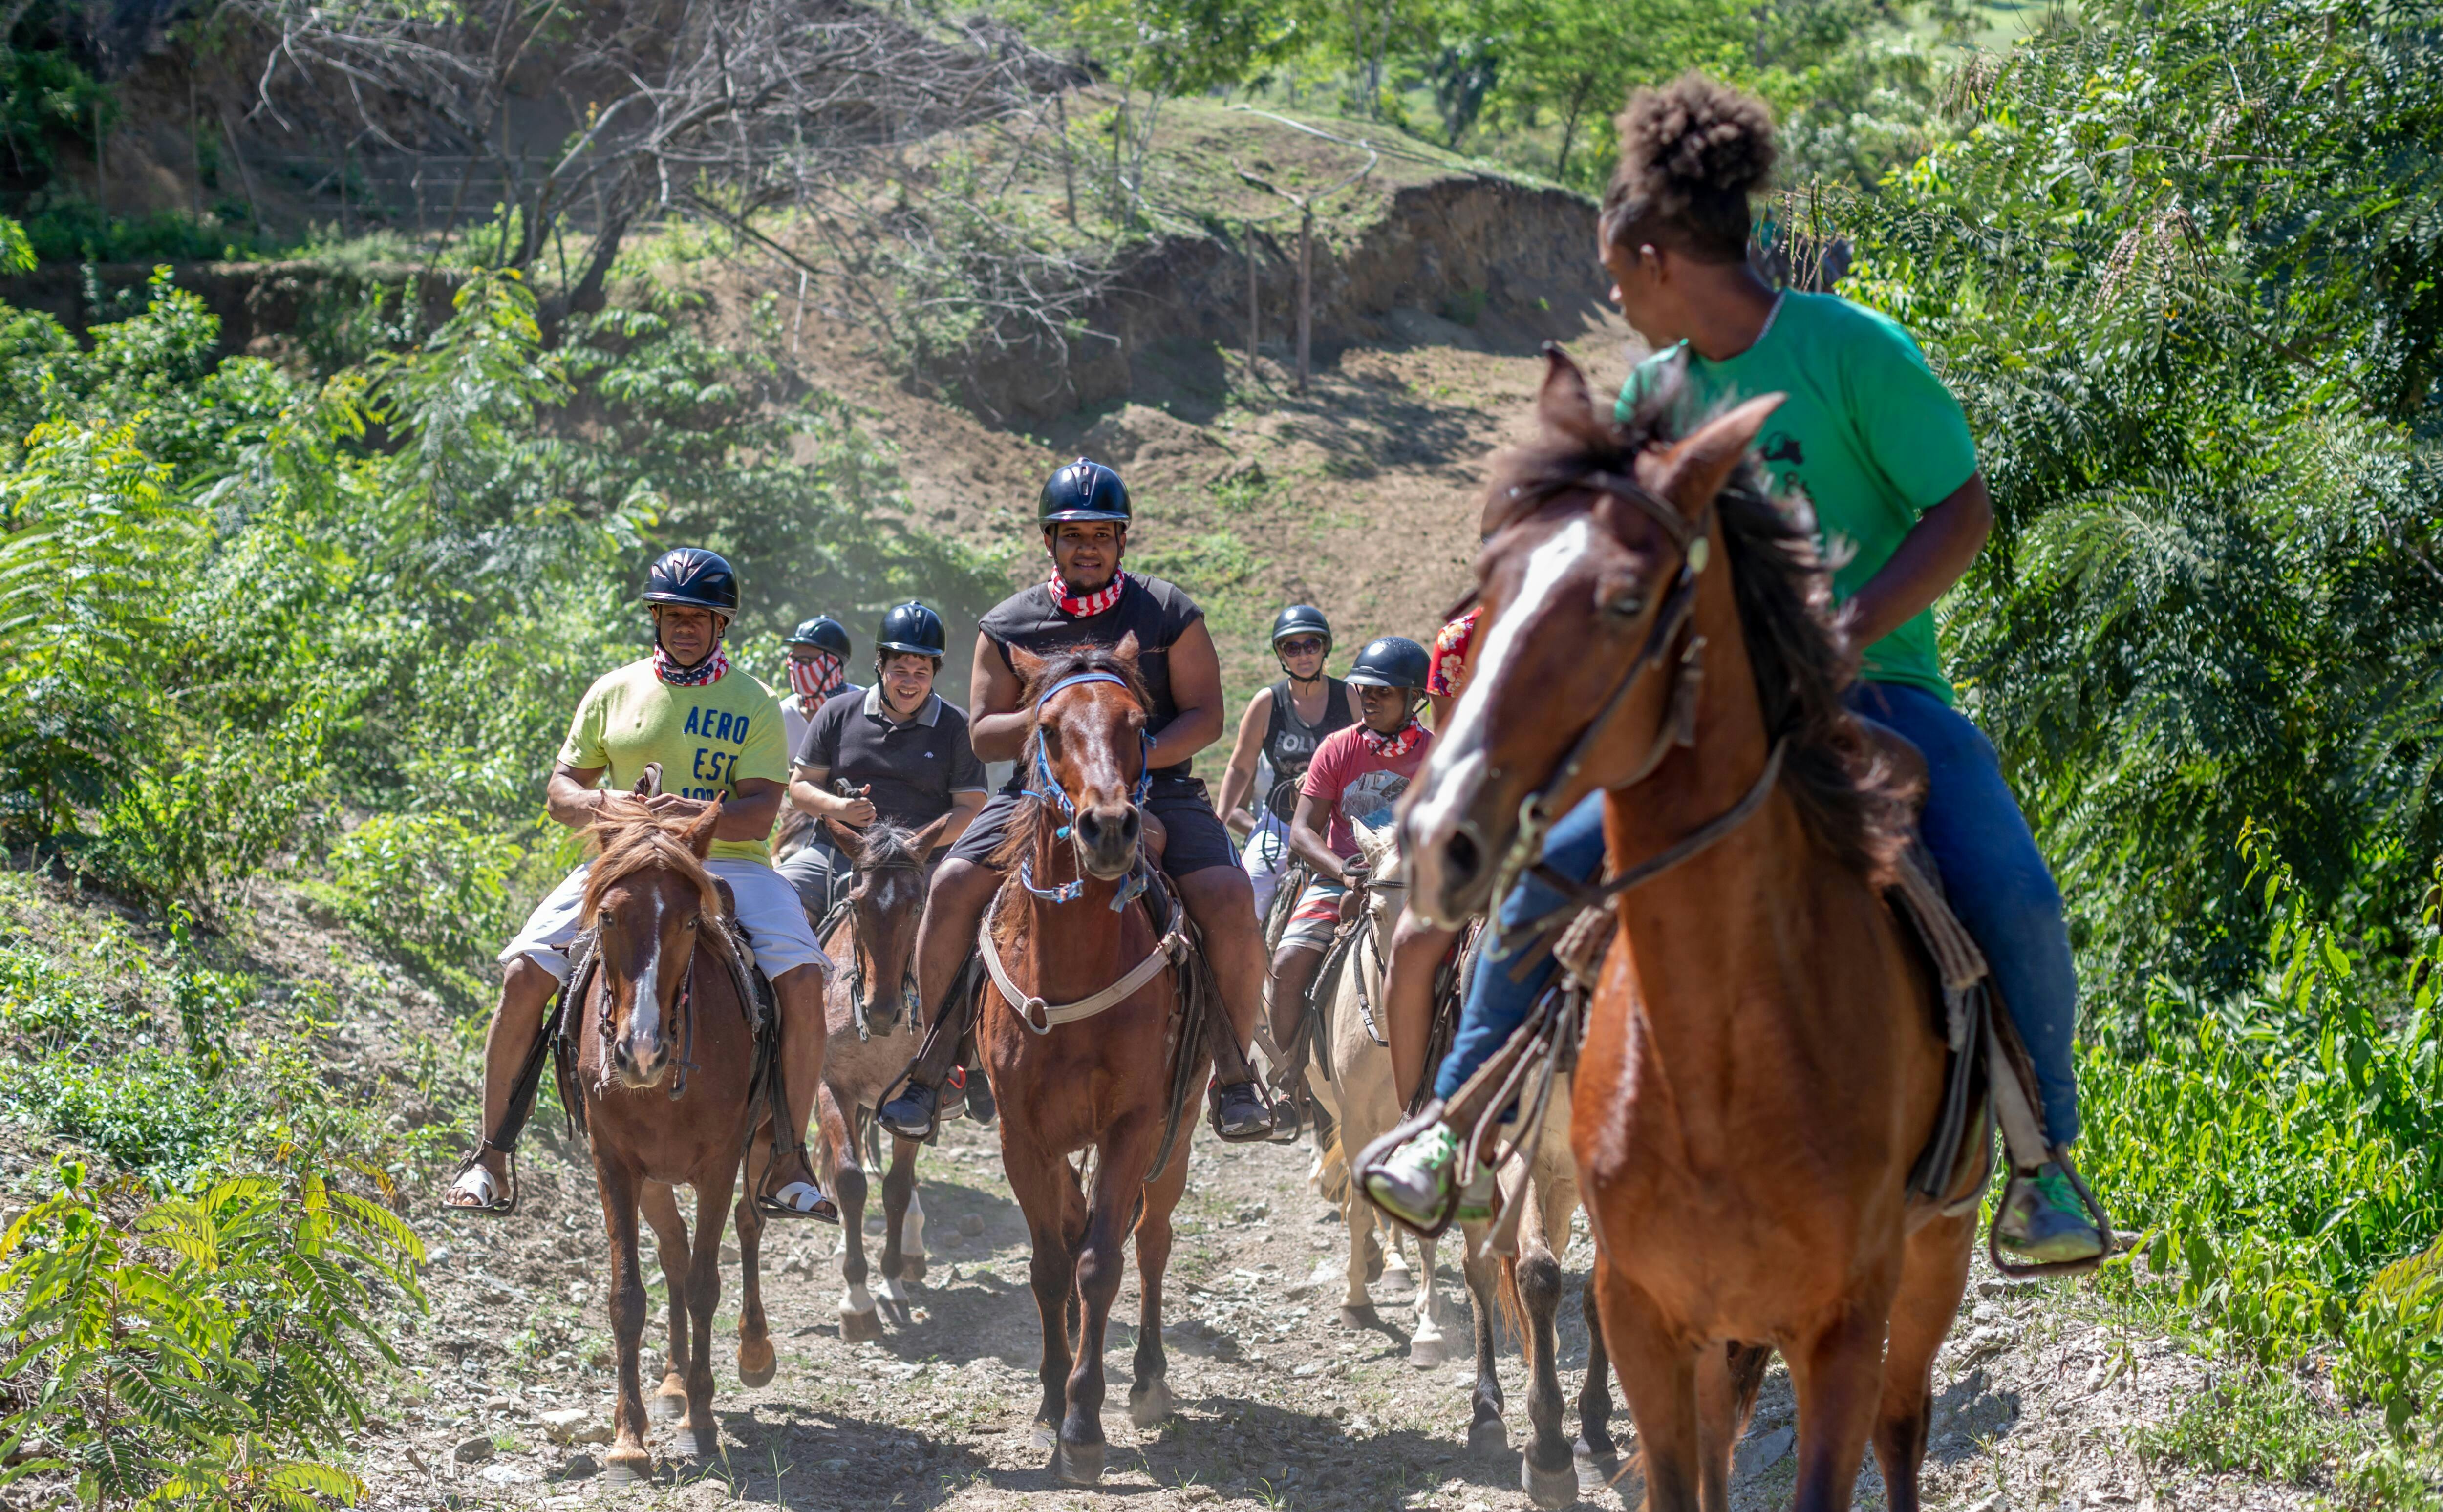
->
xmin=982 ymin=639 xmax=1205 ymax=1486
xmin=1403 ymin=350 xmax=1981 ymax=1512
xmin=805 ymin=812 xmax=950 ymax=1339
xmin=572 ymin=785 xmax=787 ymax=1482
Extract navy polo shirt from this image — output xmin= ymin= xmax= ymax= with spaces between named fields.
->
xmin=792 ymin=685 xmax=987 ymax=831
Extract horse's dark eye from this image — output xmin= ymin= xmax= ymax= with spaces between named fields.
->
xmin=1607 ymin=592 xmax=1647 ymax=618
xmin=684 ymin=916 xmax=698 ymax=929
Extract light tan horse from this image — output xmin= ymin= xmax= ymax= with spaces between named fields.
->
xmin=1404 ymin=351 xmax=1978 ymax=1512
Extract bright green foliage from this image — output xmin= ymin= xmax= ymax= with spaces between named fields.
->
xmin=2082 ymin=834 xmax=2443 ymax=1432
xmin=0 ymin=1158 xmax=422 ymax=1510
xmin=326 ymin=814 xmax=526 ymax=1005
xmin=1848 ymin=0 xmax=2443 ymax=1011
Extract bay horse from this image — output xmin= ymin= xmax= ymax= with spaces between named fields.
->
xmin=983 ymin=638 xmax=1206 ymax=1486
xmin=571 ymin=780 xmax=786 ymax=1482
xmin=1402 ymin=349 xmax=1980 ymax=1512
xmin=803 ymin=811 xmax=950 ymax=1339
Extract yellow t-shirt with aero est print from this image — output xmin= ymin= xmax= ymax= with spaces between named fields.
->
xmin=555 ymin=659 xmax=788 ymax=865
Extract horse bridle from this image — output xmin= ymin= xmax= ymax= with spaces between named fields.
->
xmin=1019 ymin=670 xmax=1157 ymax=913
xmin=1480 ymin=468 xmax=1790 ymax=960
xmin=593 ymin=915 xmax=708 ymax=1102
xmin=838 ymin=851 xmax=925 ymax=1040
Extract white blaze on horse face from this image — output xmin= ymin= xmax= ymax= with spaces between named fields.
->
xmin=1408 ymin=518 xmax=1593 ymax=855
xmin=624 ymin=889 xmax=668 ymax=1072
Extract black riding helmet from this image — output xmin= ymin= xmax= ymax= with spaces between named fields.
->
xmin=644 ymin=547 xmax=739 ymax=615
xmin=786 ymin=615 xmax=852 ymax=657
xmin=1039 ymin=457 xmax=1132 ymax=525
xmin=1344 ymin=635 xmax=1430 ymax=691
xmin=1270 ymin=603 xmax=1332 ymax=651
xmin=876 ymin=601 xmax=947 ymax=660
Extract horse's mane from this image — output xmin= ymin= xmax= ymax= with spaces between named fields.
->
xmin=1486 ymin=363 xmax=1916 ymax=883
xmin=853 ymin=818 xmax=929 ymax=874
xmin=580 ymin=797 xmax=730 ymax=925
xmin=990 ymin=644 xmax=1154 ymax=877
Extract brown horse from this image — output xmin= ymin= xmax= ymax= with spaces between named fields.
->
xmin=1403 ymin=350 xmax=1979 ymax=1512
xmin=805 ymin=811 xmax=950 ymax=1339
xmin=982 ymin=638 xmax=1205 ymax=1486
xmin=572 ymin=786 xmax=785 ymax=1482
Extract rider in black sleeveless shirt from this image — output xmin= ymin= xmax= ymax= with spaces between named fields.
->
xmin=1220 ymin=605 xmax=1353 ymax=926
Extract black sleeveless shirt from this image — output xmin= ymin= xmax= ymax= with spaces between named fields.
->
xmin=1261 ymin=678 xmax=1353 ymax=821
xmin=979 ymin=573 xmax=1206 ymax=787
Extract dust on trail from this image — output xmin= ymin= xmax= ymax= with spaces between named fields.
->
xmin=378 ymin=1107 xmax=2303 ymax=1512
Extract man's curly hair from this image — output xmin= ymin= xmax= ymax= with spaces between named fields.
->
xmin=1600 ymin=72 xmax=1776 ymax=264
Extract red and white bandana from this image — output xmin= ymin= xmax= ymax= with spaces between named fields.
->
xmin=654 ymin=643 xmax=729 ymax=687
xmin=1359 ymin=717 xmax=1428 ymax=760
xmin=1048 ymin=569 xmax=1128 ymax=618
xmin=786 ymin=651 xmax=844 ymax=704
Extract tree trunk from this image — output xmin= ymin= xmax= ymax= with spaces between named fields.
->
xmin=1555 ymin=77 xmax=1594 ymax=184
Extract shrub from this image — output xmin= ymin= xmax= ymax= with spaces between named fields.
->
xmin=326 ymin=812 xmax=526 ymax=1005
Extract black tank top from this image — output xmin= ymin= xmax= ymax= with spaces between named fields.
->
xmin=979 ymin=573 xmax=1206 ymax=786
xmin=1260 ymin=678 xmax=1353 ymax=821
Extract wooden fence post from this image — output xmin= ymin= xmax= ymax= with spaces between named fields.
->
xmin=1296 ymin=205 xmax=1313 ymax=395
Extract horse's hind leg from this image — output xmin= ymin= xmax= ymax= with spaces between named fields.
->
xmin=1410 ymin=1230 xmax=1450 ymax=1367
xmin=639 ymin=1181 xmax=694 ymax=1425
xmin=1128 ymin=1131 xmax=1190 ymax=1429
xmin=733 ymin=1139 xmax=775 ymax=1388
xmin=597 ymin=1160 xmax=656 ymax=1485
xmin=1515 ymin=1191 xmax=1577 ymax=1508
xmin=1574 ymin=1268 xmax=1620 ymax=1466
xmin=672 ymin=1171 xmax=734 ymax=1460
xmin=1458 ymin=1229 xmax=1507 ymax=1457
xmin=879 ymin=1131 xmax=926 ymax=1305
xmin=1872 ymin=1214 xmax=1975 ymax=1512
xmin=822 ymin=1088 xmax=882 ymax=1341
xmin=1696 ymin=1342 xmax=1774 ymax=1512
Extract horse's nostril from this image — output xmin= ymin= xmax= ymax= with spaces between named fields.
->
xmin=1445 ymin=829 xmax=1482 ymax=885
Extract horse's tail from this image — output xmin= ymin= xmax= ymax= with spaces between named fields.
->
xmin=1496 ymin=1252 xmax=1529 ymax=1352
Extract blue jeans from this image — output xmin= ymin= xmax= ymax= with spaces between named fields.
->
xmin=1431 ymin=681 xmax=2081 ymax=1147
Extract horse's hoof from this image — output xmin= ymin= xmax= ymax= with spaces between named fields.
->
xmin=1407 ymin=1333 xmax=1450 ymax=1368
xmin=647 ymin=1388 xmax=687 ymax=1425
xmin=1574 ymin=1434 xmax=1620 ymax=1468
xmin=876 ymin=1277 xmax=910 ymax=1307
xmin=601 ymin=1453 xmax=652 ymax=1486
xmin=1525 ymin=1455 xmax=1581 ymax=1508
xmin=1469 ymin=1417 xmax=1510 ymax=1458
xmin=901 ymin=1256 xmax=928 ymax=1283
xmin=1051 ymin=1440 xmax=1105 ymax=1486
xmin=840 ymin=1306 xmax=884 ymax=1342
xmin=737 ymin=1339 xmax=776 ymax=1388
xmin=1127 ymin=1379 xmax=1174 ymax=1429
xmin=1337 ymin=1304 xmax=1378 ymax=1330
xmin=671 ymin=1427 xmax=712 ymax=1459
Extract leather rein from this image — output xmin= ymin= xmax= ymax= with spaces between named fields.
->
xmin=1480 ymin=468 xmax=1790 ymax=960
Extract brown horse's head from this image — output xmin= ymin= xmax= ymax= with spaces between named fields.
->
xmin=581 ymin=793 xmax=727 ymax=1090
xmin=998 ymin=637 xmax=1152 ymax=883
xmin=1404 ymin=346 xmax=1905 ymax=926
xmin=826 ymin=812 xmax=947 ymax=1020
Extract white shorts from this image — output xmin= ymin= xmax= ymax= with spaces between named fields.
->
xmin=1241 ymin=811 xmax=1293 ymax=920
xmin=499 ymin=859 xmax=835 ymax=983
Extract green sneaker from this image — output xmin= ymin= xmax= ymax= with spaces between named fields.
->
xmin=1994 ymin=1162 xmax=2105 ymax=1266
xmin=1454 ymin=1158 xmax=1499 ymax=1224
xmin=1363 ymin=1124 xmax=1461 ymax=1229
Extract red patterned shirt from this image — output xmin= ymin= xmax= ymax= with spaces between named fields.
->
xmin=1426 ymin=608 xmax=1481 ymax=699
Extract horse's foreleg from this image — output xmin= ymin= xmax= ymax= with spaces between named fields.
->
xmin=1515 ymin=1210 xmax=1575 ymax=1509
xmin=1458 ymin=1228 xmax=1505 ymax=1456
xmin=823 ymin=1090 xmax=881 ymax=1341
xmin=1786 ymin=1282 xmax=1895 ymax=1512
xmin=639 ymin=1181 xmax=694 ymax=1425
xmin=1005 ymin=1145 xmax=1083 ymax=1453
xmin=673 ymin=1174 xmax=733 ymax=1460
xmin=598 ymin=1161 xmax=656 ymax=1485
xmin=1595 ymin=1264 xmax=1702 ymax=1512
xmin=1128 ymin=1130 xmax=1190 ymax=1430
xmin=879 ymin=1132 xmax=925 ymax=1299
xmin=1338 ymin=1177 xmax=1378 ymax=1326
xmin=733 ymin=1139 xmax=775 ymax=1388
xmin=1410 ymin=1231 xmax=1449 ymax=1367
xmin=1694 ymin=1342 xmax=1773 ymax=1512
xmin=1059 ymin=1129 xmax=1151 ymax=1486
xmin=1872 ymin=1213 xmax=1975 ymax=1512
xmin=1574 ymin=1268 xmax=1619 ymax=1464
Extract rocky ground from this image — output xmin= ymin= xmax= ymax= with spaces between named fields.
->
xmin=365 ymin=1108 xmax=2307 ymax=1512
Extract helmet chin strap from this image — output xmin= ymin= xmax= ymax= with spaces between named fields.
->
xmin=1276 ymin=651 xmax=1326 ymax=687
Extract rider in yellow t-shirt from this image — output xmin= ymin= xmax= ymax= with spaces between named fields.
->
xmin=441 ymin=548 xmax=837 ymax=1221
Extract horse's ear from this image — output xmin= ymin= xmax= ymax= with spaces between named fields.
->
xmin=910 ymin=812 xmax=953 ymax=856
xmin=822 ymin=816 xmax=866 ymax=865
xmin=1110 ymin=631 xmax=1141 ymax=671
xmin=1637 ymin=393 xmax=1785 ymax=517
xmin=681 ymin=802 xmax=720 ymax=859
xmin=1007 ymin=643 xmax=1048 ymax=692
xmin=1535 ymin=342 xmax=1598 ymax=436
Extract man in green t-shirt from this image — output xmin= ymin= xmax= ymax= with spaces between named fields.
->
xmin=440 ymin=548 xmax=837 ymax=1222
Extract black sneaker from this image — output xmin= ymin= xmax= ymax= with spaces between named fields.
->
xmin=963 ymin=1065 xmax=997 ymax=1126
xmin=877 ymin=1080 xmax=942 ymax=1142
xmin=1207 ymin=1080 xmax=1276 ymax=1142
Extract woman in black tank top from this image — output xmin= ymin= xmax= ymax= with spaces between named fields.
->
xmin=1219 ymin=607 xmax=1352 ymax=928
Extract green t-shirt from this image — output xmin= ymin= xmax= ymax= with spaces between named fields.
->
xmin=555 ymin=659 xmax=789 ymax=865
xmin=1618 ymin=291 xmax=1978 ymax=704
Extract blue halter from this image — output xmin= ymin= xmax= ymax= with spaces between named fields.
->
xmin=1020 ymin=671 xmax=1156 ymax=911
